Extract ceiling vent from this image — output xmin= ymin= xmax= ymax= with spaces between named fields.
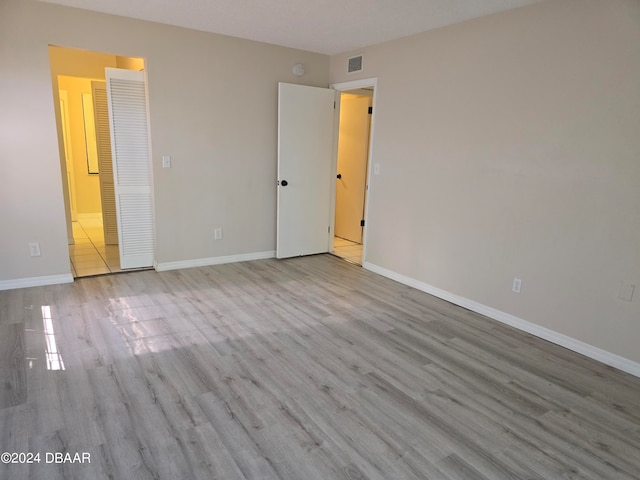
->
xmin=347 ymin=54 xmax=363 ymax=74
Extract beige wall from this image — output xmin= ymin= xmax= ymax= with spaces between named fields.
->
xmin=331 ymin=0 xmax=640 ymax=365
xmin=0 ymin=0 xmax=328 ymax=282
xmin=3 ymin=0 xmax=637 ymax=368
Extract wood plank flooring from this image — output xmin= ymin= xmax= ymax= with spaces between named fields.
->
xmin=1 ymin=254 xmax=639 ymax=479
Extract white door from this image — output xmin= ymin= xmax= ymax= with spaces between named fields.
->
xmin=277 ymin=83 xmax=336 ymax=259
xmin=91 ymin=81 xmax=119 ymax=245
xmin=105 ymin=68 xmax=154 ymax=269
xmin=335 ymin=93 xmax=372 ymax=243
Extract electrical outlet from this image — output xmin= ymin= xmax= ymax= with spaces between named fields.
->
xmin=512 ymin=278 xmax=522 ymax=294
xmin=29 ymin=242 xmax=41 ymax=257
xmin=214 ymin=228 xmax=223 ymax=241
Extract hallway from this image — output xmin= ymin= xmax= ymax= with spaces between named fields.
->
xmin=68 ymin=214 xmax=121 ymax=277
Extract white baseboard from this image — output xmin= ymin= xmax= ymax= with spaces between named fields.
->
xmin=0 ymin=273 xmax=74 ymax=291
xmin=155 ymin=251 xmax=276 ymax=272
xmin=363 ymin=261 xmax=640 ymax=378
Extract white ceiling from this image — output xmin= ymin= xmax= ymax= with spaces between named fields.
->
xmin=39 ymin=0 xmax=547 ymax=55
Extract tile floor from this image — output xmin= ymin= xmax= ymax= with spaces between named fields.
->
xmin=332 ymin=236 xmax=363 ymax=265
xmin=69 ymin=214 xmax=122 ymax=278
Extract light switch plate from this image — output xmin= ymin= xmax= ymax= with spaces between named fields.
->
xmin=512 ymin=278 xmax=522 ymax=293
xmin=29 ymin=242 xmax=41 ymax=257
xmin=162 ymin=155 xmax=171 ymax=168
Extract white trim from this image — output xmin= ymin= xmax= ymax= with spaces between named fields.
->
xmin=0 ymin=273 xmax=74 ymax=291
xmin=363 ymin=261 xmax=640 ymax=378
xmin=331 ymin=78 xmax=377 ymax=91
xmin=155 ymin=251 xmax=276 ymax=272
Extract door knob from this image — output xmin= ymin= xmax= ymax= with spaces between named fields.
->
xmin=336 ymin=174 xmax=342 ymax=179
xmin=280 ymin=180 xmax=288 ymax=186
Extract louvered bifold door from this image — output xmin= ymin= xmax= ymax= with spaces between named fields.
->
xmin=92 ymin=81 xmax=119 ymax=245
xmin=105 ymin=68 xmax=155 ymax=269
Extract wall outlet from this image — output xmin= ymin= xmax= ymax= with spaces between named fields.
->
xmin=29 ymin=242 xmax=41 ymax=257
xmin=214 ymin=228 xmax=223 ymax=240
xmin=512 ymin=277 xmax=522 ymax=294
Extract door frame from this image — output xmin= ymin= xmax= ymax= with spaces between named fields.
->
xmin=330 ymin=77 xmax=378 ymax=266
xmin=51 ymin=49 xmax=153 ymax=277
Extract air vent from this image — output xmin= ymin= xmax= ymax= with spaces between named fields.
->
xmin=347 ymin=54 xmax=363 ymax=74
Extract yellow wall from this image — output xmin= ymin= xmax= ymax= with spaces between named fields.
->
xmin=49 ymin=47 xmax=118 ymax=78
xmin=58 ymin=76 xmax=102 ymax=214
xmin=49 ymin=46 xmax=119 ymax=235
xmin=49 ymin=47 xmax=145 ymax=222
xmin=116 ymin=56 xmax=145 ymax=71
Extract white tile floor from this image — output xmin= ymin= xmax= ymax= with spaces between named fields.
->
xmin=332 ymin=236 xmax=363 ymax=265
xmin=69 ymin=214 xmax=122 ymax=278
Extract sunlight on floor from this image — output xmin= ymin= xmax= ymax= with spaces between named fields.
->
xmin=41 ymin=305 xmax=65 ymax=371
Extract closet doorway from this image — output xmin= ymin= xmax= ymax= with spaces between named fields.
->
xmin=49 ymin=46 xmax=148 ymax=277
xmin=332 ymin=87 xmax=374 ymax=266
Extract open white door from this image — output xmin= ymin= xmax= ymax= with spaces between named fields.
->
xmin=277 ymin=83 xmax=336 ymax=259
xmin=335 ymin=92 xmax=372 ymax=243
xmin=105 ymin=68 xmax=154 ymax=269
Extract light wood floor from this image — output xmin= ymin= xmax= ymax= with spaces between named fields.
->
xmin=1 ymin=255 xmax=639 ymax=479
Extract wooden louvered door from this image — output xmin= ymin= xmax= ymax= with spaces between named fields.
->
xmin=105 ymin=68 xmax=155 ymax=270
xmin=92 ymin=81 xmax=118 ymax=245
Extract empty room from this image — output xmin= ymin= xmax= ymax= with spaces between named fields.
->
xmin=1 ymin=0 xmax=639 ymax=478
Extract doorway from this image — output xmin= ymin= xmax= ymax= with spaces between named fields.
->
xmin=49 ymin=46 xmax=147 ymax=277
xmin=275 ymin=79 xmax=377 ymax=263
xmin=332 ymin=84 xmax=375 ymax=266
xmin=57 ymin=75 xmax=116 ymax=277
